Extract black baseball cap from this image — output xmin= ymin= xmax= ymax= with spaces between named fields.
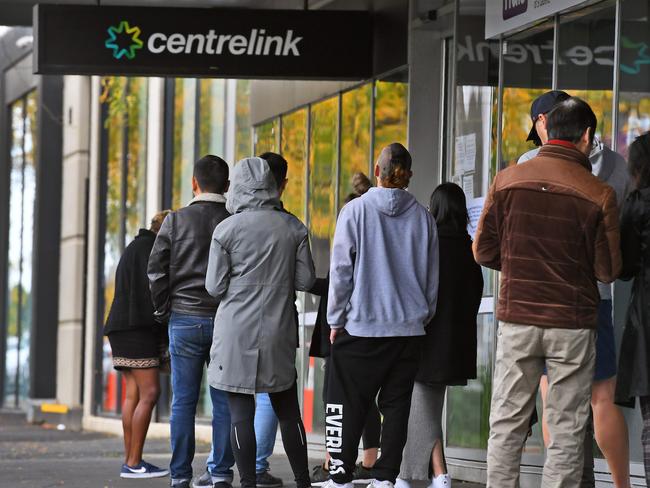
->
xmin=527 ymin=90 xmax=571 ymax=145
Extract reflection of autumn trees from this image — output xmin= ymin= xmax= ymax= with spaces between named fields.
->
xmin=255 ymin=119 xmax=280 ymax=155
xmin=340 ymin=85 xmax=372 ymax=208
xmin=280 ymin=109 xmax=307 ymax=221
xmin=236 ymin=80 xmax=252 ymax=161
xmin=100 ymin=76 xmax=148 ymax=321
xmin=374 ymin=81 xmax=408 ymax=161
xmin=502 ymin=88 xmax=614 ymax=166
xmin=309 ymin=97 xmax=338 ymax=245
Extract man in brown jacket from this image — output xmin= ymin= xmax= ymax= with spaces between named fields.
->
xmin=474 ymin=97 xmax=621 ymax=488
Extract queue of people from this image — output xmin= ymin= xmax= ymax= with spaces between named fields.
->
xmin=102 ymin=94 xmax=650 ymax=488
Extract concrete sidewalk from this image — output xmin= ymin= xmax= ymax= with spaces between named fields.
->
xmin=0 ymin=411 xmax=483 ymax=488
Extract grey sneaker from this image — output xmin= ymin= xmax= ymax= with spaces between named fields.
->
xmin=257 ymin=471 xmax=284 ymax=488
xmin=192 ymin=471 xmax=213 ymax=488
xmin=353 ymin=463 xmax=374 ymax=484
xmin=310 ymin=464 xmax=330 ymax=486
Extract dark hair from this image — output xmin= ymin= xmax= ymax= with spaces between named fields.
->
xmin=259 ymin=152 xmax=288 ymax=190
xmin=546 ymin=97 xmax=597 ymax=146
xmin=377 ymin=143 xmax=412 ymax=188
xmin=193 ymin=155 xmax=229 ymax=194
xmin=429 ymin=183 xmax=469 ymax=233
xmin=629 ymin=132 xmax=650 ymax=189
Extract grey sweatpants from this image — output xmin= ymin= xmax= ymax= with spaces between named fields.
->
xmin=487 ymin=322 xmax=595 ymax=488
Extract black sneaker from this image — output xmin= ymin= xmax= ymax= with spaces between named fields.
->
xmin=213 ymin=482 xmax=233 ymax=488
xmin=310 ymin=464 xmax=330 ymax=486
xmin=171 ymin=480 xmax=191 ymax=488
xmin=257 ymin=471 xmax=283 ymax=488
xmin=352 ymin=463 xmax=374 ymax=484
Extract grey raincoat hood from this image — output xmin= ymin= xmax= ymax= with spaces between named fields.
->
xmin=206 ymin=157 xmax=316 ymax=394
xmin=226 ymin=157 xmax=282 ymax=214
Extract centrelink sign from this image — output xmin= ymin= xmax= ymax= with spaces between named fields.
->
xmin=34 ymin=5 xmax=372 ymax=79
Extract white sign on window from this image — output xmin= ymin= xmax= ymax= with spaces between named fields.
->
xmin=485 ymin=0 xmax=588 ymax=39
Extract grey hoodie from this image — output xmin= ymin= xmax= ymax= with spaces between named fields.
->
xmin=327 ymin=187 xmax=439 ymax=338
xmin=206 ymin=157 xmax=316 ymax=394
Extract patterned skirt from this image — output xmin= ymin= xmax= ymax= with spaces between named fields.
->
xmin=107 ymin=327 xmax=167 ymax=370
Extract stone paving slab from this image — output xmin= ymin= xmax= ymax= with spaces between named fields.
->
xmin=0 ymin=411 xmax=483 ymax=488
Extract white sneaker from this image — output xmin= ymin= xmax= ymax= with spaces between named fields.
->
xmin=394 ymin=479 xmax=412 ymax=488
xmin=367 ymin=480 xmax=395 ymax=488
xmin=322 ymin=480 xmax=354 ymax=488
xmin=431 ymin=474 xmax=451 ymax=488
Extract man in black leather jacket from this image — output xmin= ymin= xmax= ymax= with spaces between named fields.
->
xmin=147 ymin=155 xmax=234 ymax=488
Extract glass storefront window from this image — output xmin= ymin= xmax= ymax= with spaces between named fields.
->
xmin=100 ymin=77 xmax=148 ymax=415
xmin=501 ymin=23 xmax=555 ymax=166
xmin=618 ymin=0 xmax=650 ymax=157
xmin=4 ymin=92 xmax=37 ymax=408
xmin=199 ymin=79 xmax=226 ymax=157
xmin=374 ymin=74 xmax=408 ymax=161
xmin=254 ymin=118 xmax=280 ymax=155
xmin=558 ymin=2 xmax=616 ymax=147
xmin=340 ymin=84 xmax=372 ymax=207
xmin=280 ymin=109 xmax=308 ymax=222
xmin=172 ymin=78 xmax=197 ymax=210
xmin=236 ymin=80 xmax=253 ymax=162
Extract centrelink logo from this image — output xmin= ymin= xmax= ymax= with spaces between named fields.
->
xmin=105 ymin=21 xmax=303 ymax=60
xmin=503 ymin=0 xmax=528 ymax=20
xmin=105 ymin=21 xmax=143 ymax=60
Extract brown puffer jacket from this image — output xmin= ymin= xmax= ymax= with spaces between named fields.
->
xmin=473 ymin=141 xmax=621 ymax=329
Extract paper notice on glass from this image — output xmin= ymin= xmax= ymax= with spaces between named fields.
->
xmin=455 ymin=133 xmax=477 ymax=173
xmin=467 ymin=196 xmax=486 ymax=240
xmin=462 ymin=172 xmax=474 ymax=200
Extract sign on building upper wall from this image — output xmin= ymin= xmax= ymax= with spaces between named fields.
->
xmin=485 ymin=0 xmax=588 ymax=38
xmin=33 ymin=5 xmax=373 ymax=79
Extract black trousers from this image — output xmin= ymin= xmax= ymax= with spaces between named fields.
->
xmin=227 ymin=382 xmax=310 ymax=488
xmin=322 ymin=357 xmax=382 ymax=451
xmin=325 ymin=331 xmax=421 ymax=484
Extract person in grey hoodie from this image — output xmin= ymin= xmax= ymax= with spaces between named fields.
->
xmin=324 ymin=143 xmax=439 ymax=488
xmin=206 ymin=157 xmax=316 ymax=488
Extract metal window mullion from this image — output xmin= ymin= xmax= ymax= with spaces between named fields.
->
xmin=305 ymin=106 xmax=311 ymax=229
xmin=611 ymin=0 xmax=622 ymax=153
xmin=369 ymin=82 xmax=376 ymax=176
xmin=14 ymin=97 xmax=27 ymax=407
xmin=335 ymin=94 xmax=342 ymax=216
xmin=496 ymin=38 xmax=505 ymax=173
xmin=194 ymin=79 xmax=201 ymax=163
xmin=552 ymin=14 xmax=560 ymax=90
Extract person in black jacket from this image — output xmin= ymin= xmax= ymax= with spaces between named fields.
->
xmin=105 ymin=209 xmax=171 ymax=479
xmin=616 ymin=132 xmax=650 ymax=487
xmin=396 ymin=183 xmax=483 ymax=488
xmin=147 ymin=155 xmax=234 ymax=488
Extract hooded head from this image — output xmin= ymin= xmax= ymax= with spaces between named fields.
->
xmin=226 ymin=157 xmax=281 ymax=214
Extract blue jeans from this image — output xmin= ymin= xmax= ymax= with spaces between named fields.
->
xmin=169 ymin=312 xmax=234 ymax=483
xmin=207 ymin=393 xmax=279 ymax=475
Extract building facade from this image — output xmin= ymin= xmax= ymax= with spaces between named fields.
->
xmin=1 ymin=0 xmax=649 ymax=485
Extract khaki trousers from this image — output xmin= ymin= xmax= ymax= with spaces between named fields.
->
xmin=487 ymin=322 xmax=595 ymax=488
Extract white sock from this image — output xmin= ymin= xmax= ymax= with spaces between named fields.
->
xmin=394 ymin=478 xmax=412 ymax=488
xmin=431 ymin=474 xmax=451 ymax=488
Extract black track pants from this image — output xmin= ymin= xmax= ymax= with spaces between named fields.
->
xmin=325 ymin=331 xmax=421 ymax=484
xmin=227 ymin=382 xmax=310 ymax=488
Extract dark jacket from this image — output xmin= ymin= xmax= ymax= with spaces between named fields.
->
xmin=148 ymin=195 xmax=230 ymax=319
xmin=308 ymin=277 xmax=330 ymax=358
xmin=105 ymin=229 xmax=157 ymax=334
xmin=416 ymin=225 xmax=484 ymax=385
xmin=474 ymin=141 xmax=621 ymax=329
xmin=616 ymin=189 xmax=650 ymax=405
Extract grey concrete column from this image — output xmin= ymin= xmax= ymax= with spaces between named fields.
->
xmin=56 ymin=75 xmax=91 ymax=409
xmin=407 ymin=0 xmax=447 ymax=205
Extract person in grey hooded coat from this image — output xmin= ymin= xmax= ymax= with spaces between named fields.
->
xmin=206 ymin=157 xmax=315 ymax=488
